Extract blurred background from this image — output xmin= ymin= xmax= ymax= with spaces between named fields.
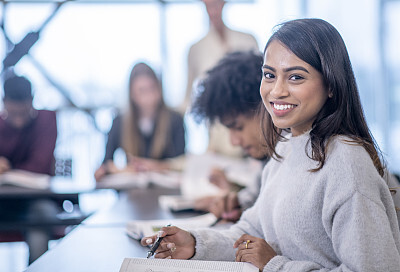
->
xmin=0 ymin=0 xmax=399 ymax=270
xmin=1 ymin=0 xmax=399 ymax=182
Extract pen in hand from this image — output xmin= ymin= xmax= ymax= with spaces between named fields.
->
xmin=146 ymin=224 xmax=171 ymax=258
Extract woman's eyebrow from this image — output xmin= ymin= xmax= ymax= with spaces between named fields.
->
xmin=284 ymin=66 xmax=310 ymax=74
xmin=262 ymin=64 xmax=275 ymax=71
xmin=262 ymin=64 xmax=310 ymax=74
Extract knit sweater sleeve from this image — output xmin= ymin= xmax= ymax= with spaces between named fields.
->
xmin=264 ymin=191 xmax=400 ymax=271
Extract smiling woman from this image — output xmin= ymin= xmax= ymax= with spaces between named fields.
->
xmin=260 ymin=18 xmax=384 ymax=175
xmin=261 ymin=40 xmax=329 ymax=136
xmin=139 ymin=18 xmax=400 ymax=272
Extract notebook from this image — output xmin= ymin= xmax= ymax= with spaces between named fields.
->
xmin=0 ymin=170 xmax=50 ymax=190
xmin=119 ymin=257 xmax=258 ymax=272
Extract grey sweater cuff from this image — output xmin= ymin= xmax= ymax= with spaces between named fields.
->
xmin=190 ymin=230 xmax=206 ymax=260
xmin=264 ymin=256 xmax=289 ymax=272
xmin=189 ymin=228 xmax=237 ymax=261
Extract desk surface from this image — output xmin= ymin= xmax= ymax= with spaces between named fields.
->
xmin=26 ymin=226 xmax=148 ymax=272
xmin=83 ymin=186 xmax=199 ymax=227
xmin=26 ymin=186 xmax=201 ymax=272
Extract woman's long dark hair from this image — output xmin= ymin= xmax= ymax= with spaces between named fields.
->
xmin=262 ymin=18 xmax=385 ymax=176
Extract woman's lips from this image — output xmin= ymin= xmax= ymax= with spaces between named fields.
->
xmin=270 ymin=102 xmax=296 ymax=117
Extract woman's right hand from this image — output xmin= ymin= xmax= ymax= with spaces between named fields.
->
xmin=141 ymin=226 xmax=196 ymax=259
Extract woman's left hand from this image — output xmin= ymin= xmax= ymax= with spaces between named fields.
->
xmin=233 ymin=234 xmax=277 ymax=271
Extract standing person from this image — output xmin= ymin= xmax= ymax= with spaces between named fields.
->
xmin=191 ymin=51 xmax=269 ymax=222
xmin=181 ymin=0 xmax=259 ymax=158
xmin=0 ymin=75 xmax=58 ymax=264
xmin=142 ymin=19 xmax=400 ymax=271
xmin=95 ymin=62 xmax=185 ymax=180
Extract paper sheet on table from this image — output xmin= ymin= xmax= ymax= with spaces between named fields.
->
xmin=96 ymin=171 xmax=181 ymax=190
xmin=126 ymin=213 xmax=218 ymax=240
xmin=119 ymin=258 xmax=258 ymax=272
xmin=0 ymin=170 xmax=50 ymax=190
xmin=181 ymin=153 xmax=262 ymax=198
xmin=158 ymin=195 xmax=198 ymax=212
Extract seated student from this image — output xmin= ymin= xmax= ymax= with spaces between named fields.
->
xmin=190 ymin=51 xmax=269 ymax=222
xmin=0 ymin=75 xmax=58 ymax=264
xmin=95 ymin=62 xmax=185 ymax=180
xmin=0 ymin=75 xmax=57 ymax=175
xmin=142 ymin=19 xmax=400 ymax=271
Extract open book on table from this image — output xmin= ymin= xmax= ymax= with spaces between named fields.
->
xmin=158 ymin=194 xmax=199 ymax=212
xmin=0 ymin=169 xmax=51 ymax=190
xmin=180 ymin=153 xmax=262 ymax=200
xmin=119 ymin=257 xmax=258 ymax=272
xmin=158 ymin=153 xmax=263 ymax=213
xmin=96 ymin=170 xmax=182 ymax=190
xmin=126 ymin=213 xmax=220 ymax=240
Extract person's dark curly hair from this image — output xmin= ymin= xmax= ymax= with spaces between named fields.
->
xmin=191 ymin=50 xmax=264 ymax=124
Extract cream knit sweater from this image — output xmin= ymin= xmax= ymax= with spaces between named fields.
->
xmin=190 ymin=132 xmax=400 ymax=271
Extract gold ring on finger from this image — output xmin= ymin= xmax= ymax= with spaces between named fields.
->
xmin=245 ymin=240 xmax=251 ymax=249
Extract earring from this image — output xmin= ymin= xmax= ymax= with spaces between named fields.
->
xmin=328 ymin=93 xmax=333 ymax=98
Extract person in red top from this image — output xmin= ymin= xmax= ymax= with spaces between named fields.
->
xmin=0 ymin=75 xmax=57 ymax=175
xmin=0 ymin=75 xmax=58 ymax=264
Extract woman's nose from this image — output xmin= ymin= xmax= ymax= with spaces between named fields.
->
xmin=269 ymin=79 xmax=289 ymax=99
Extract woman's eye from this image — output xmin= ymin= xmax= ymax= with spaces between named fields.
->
xmin=289 ymin=75 xmax=304 ymax=81
xmin=263 ymin=72 xmax=274 ymax=79
xmin=234 ymin=126 xmax=244 ymax=131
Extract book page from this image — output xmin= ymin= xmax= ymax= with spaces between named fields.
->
xmin=96 ymin=171 xmax=181 ymax=190
xmin=0 ymin=169 xmax=50 ymax=189
xmin=119 ymin=258 xmax=258 ymax=272
xmin=180 ymin=154 xmax=225 ymax=198
xmin=180 ymin=153 xmax=262 ymax=198
xmin=148 ymin=171 xmax=181 ymax=189
xmin=158 ymin=195 xmax=197 ymax=212
xmin=96 ymin=172 xmax=149 ymax=190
